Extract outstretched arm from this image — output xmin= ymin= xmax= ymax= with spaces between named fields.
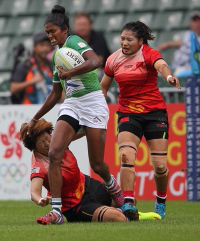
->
xmin=31 ymin=177 xmax=52 ymax=207
xmin=154 ymin=59 xmax=181 ymax=89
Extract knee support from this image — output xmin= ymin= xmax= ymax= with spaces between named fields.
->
xmin=93 ymin=206 xmax=127 ymax=222
xmin=119 ymin=142 xmax=137 ymax=168
xmin=150 ymin=151 xmax=168 ymax=176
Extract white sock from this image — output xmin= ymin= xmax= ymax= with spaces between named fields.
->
xmin=105 ymin=174 xmax=114 ymax=187
xmin=52 ymin=198 xmax=62 ymax=214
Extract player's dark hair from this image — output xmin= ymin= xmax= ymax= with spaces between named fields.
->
xmin=121 ymin=21 xmax=155 ymax=46
xmin=45 ymin=5 xmax=70 ymax=31
xmin=20 ymin=119 xmax=53 ymax=151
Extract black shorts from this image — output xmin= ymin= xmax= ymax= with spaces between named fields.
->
xmin=117 ymin=109 xmax=169 ymax=140
xmin=57 ymin=115 xmax=81 ymax=133
xmin=62 ymin=175 xmax=112 ymax=222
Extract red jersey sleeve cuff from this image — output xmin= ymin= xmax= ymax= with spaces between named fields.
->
xmin=30 ymin=174 xmax=45 ymax=180
xmin=153 ymin=58 xmax=163 ymax=67
xmin=105 ymin=71 xmax=114 ymax=78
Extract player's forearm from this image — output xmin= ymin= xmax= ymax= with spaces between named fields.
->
xmin=33 ymin=90 xmax=61 ymax=120
xmin=101 ymin=87 xmax=108 ymax=97
xmin=10 ymin=76 xmax=41 ymax=94
xmin=10 ymin=81 xmax=31 ymax=94
xmin=167 ymin=40 xmax=182 ymax=48
xmin=158 ymin=40 xmax=182 ymax=52
xmin=100 ymin=75 xmax=113 ymax=97
xmin=158 ymin=64 xmax=172 ymax=81
xmin=31 ymin=192 xmax=42 ymax=205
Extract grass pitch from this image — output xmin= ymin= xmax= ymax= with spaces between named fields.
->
xmin=0 ymin=200 xmax=199 ymax=241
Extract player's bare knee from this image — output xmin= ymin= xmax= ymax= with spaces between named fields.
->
xmin=110 ymin=210 xmax=127 ymax=222
xmin=150 ymin=150 xmax=168 ymax=175
xmin=103 ymin=208 xmax=127 ymax=222
xmin=119 ymin=142 xmax=137 ymax=168
xmin=121 ymin=152 xmax=129 ymax=164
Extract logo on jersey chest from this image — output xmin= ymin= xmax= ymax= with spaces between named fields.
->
xmin=124 ymin=62 xmax=144 ymax=69
xmin=136 ymin=62 xmax=144 ymax=68
xmin=115 ymin=61 xmax=144 ymax=71
xmin=124 ymin=64 xmax=133 ymax=68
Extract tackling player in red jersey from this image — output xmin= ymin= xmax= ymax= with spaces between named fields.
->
xmin=101 ymin=21 xmax=181 ymax=220
xmin=20 ymin=119 xmax=127 ymax=224
xmin=20 ymin=118 xmax=161 ymax=224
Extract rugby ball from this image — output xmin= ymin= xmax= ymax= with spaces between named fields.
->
xmin=55 ymin=47 xmax=85 ymax=71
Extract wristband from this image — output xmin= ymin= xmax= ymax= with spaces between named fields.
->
xmin=32 ymin=118 xmax=38 ymax=122
xmin=167 ymin=75 xmax=172 ymax=82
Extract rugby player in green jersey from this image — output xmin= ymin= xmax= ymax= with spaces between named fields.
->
xmin=26 ymin=5 xmax=126 ymax=224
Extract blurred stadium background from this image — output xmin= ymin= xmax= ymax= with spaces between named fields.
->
xmin=0 ymin=2 xmax=200 ymax=239
xmin=0 ymin=0 xmax=199 ymax=104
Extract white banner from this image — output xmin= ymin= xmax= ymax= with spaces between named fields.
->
xmin=0 ymin=105 xmax=89 ymax=200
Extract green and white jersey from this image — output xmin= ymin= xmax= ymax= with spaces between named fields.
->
xmin=53 ymin=35 xmax=101 ymax=98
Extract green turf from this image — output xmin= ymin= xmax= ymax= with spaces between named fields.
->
xmin=0 ymin=200 xmax=199 ymax=241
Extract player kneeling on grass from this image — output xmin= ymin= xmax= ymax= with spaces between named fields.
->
xmin=20 ymin=119 xmax=161 ymax=224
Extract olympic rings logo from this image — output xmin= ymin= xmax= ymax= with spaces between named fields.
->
xmin=0 ymin=163 xmax=28 ymax=183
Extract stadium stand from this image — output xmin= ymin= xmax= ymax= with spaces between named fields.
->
xmin=34 ymin=16 xmax=47 ymax=32
xmin=86 ymin=0 xmax=119 ymax=14
xmin=105 ymin=32 xmax=120 ymax=54
xmin=125 ymin=13 xmax=154 ymax=27
xmin=93 ymin=14 xmax=125 ymax=32
xmin=0 ymin=0 xmax=199 ymax=104
xmin=145 ymin=0 xmax=175 ymax=11
xmin=182 ymin=11 xmax=191 ymax=28
xmin=0 ymin=17 xmax=7 ymax=35
xmin=60 ymin=0 xmax=88 ymax=14
xmin=27 ymin=0 xmax=59 ymax=15
xmin=115 ymin=0 xmax=147 ymax=13
xmin=5 ymin=17 xmax=35 ymax=35
xmin=152 ymin=11 xmax=183 ymax=30
xmin=0 ymin=36 xmax=10 ymax=51
xmin=0 ymin=0 xmax=30 ymax=16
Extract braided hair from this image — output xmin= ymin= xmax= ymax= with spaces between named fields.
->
xmin=45 ymin=5 xmax=70 ymax=31
xmin=121 ymin=21 xmax=155 ymax=46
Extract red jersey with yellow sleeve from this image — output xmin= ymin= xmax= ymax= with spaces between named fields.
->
xmin=30 ymin=149 xmax=85 ymax=212
xmin=105 ymin=44 xmax=167 ymax=113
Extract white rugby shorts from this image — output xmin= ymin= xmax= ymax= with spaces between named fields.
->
xmin=58 ymin=90 xmax=109 ymax=129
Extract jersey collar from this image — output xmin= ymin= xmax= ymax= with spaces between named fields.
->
xmin=61 ymin=35 xmax=71 ymax=48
